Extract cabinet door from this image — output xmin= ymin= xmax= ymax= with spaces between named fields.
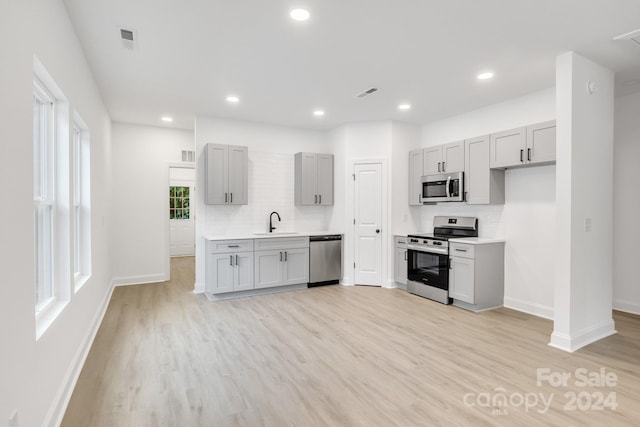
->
xmin=282 ymin=247 xmax=309 ymax=286
xmin=490 ymin=127 xmax=526 ymax=169
xmin=442 ymin=140 xmax=464 ymax=173
xmin=394 ymin=247 xmax=407 ymax=285
xmin=254 ymin=250 xmax=284 ymax=289
xmin=450 ymin=256 xmax=475 ymax=304
xmin=408 ymin=149 xmax=424 ymax=205
xmin=527 ymin=120 xmax=556 ymax=164
xmin=317 ymin=154 xmax=333 ymax=205
xmin=423 ymin=146 xmax=443 ymax=176
xmin=300 ymin=153 xmax=318 ymax=205
xmin=465 ymin=135 xmax=490 ymax=204
xmin=205 ymin=144 xmax=229 ymax=205
xmin=207 ymin=253 xmax=235 ymax=294
xmin=228 ymin=145 xmax=248 ymax=205
xmin=234 ymin=252 xmax=254 ymax=291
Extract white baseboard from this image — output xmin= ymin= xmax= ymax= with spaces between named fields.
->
xmin=613 ymin=299 xmax=640 ymax=316
xmin=45 ymin=280 xmax=114 ymax=427
xmin=503 ymin=296 xmax=554 ymax=320
xmin=112 ymin=273 xmax=168 ymax=286
xmin=549 ymin=319 xmax=617 ymax=353
xmin=193 ymin=281 xmax=206 ymax=294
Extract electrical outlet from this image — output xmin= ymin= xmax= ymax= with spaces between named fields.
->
xmin=584 ymin=218 xmax=592 ymax=232
xmin=8 ymin=410 xmax=18 ymax=427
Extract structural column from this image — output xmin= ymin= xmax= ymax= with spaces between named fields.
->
xmin=551 ymin=52 xmax=616 ymax=352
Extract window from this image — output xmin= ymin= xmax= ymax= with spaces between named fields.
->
xmin=33 ymin=78 xmax=55 ymax=313
xmin=72 ymin=115 xmax=91 ymax=291
xmin=169 ymin=186 xmax=190 ymax=219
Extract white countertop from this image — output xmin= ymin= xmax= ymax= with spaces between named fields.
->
xmin=449 ymin=237 xmax=505 ymax=245
xmin=205 ymin=231 xmax=343 ymax=241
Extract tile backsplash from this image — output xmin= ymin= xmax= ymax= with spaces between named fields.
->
xmin=204 ymin=151 xmax=330 ymax=236
xmin=420 ymin=203 xmax=505 ymax=238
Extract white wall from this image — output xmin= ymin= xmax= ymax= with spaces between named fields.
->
xmin=194 ymin=117 xmax=331 ymax=292
xmin=613 ymin=91 xmax=640 ymax=314
xmin=420 ymin=88 xmax=556 ymax=318
xmin=0 ymin=1 xmax=113 ymax=426
xmin=111 ymin=123 xmax=194 ymax=285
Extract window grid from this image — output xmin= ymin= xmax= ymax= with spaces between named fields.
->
xmin=72 ymin=126 xmax=81 ymax=279
xmin=169 ymin=186 xmax=190 ymax=220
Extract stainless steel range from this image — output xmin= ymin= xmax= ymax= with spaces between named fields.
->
xmin=407 ymin=216 xmax=478 ymax=304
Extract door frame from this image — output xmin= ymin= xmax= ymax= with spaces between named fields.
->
xmin=164 ymin=162 xmax=195 ymax=278
xmin=348 ymin=158 xmax=389 ymax=287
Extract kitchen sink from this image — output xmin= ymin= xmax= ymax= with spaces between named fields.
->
xmin=252 ymin=232 xmax=300 ymax=236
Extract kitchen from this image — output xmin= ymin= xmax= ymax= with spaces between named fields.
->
xmin=3 ymin=0 xmax=640 ymax=426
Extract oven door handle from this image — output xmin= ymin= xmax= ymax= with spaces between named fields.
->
xmin=446 ymin=176 xmax=451 ymax=198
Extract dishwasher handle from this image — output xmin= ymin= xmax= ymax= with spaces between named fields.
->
xmin=309 ymin=235 xmax=342 ymax=242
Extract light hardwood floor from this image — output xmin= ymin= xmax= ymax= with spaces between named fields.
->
xmin=62 ymin=257 xmax=640 ymax=426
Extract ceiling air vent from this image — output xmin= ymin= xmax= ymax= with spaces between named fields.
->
xmin=355 ymin=87 xmax=380 ymax=98
xmin=613 ymin=28 xmax=640 ymax=46
xmin=119 ymin=28 xmax=138 ymax=50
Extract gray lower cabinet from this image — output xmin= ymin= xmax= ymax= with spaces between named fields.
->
xmin=394 ymin=236 xmax=408 ymax=288
xmin=205 ymin=143 xmax=248 ymax=205
xmin=294 ymin=152 xmax=333 ymax=206
xmin=254 ymin=237 xmax=310 ymax=289
xmin=449 ymin=241 xmax=504 ymax=312
xmin=206 ymin=240 xmax=254 ymax=294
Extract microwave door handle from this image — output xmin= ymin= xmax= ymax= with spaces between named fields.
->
xmin=446 ymin=176 xmax=451 ymax=198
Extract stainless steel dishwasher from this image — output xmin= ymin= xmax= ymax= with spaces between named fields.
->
xmin=308 ymin=235 xmax=342 ymax=287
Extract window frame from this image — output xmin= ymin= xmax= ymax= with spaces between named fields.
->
xmin=72 ymin=113 xmax=91 ymax=292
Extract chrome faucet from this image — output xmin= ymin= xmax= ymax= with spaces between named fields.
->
xmin=269 ymin=211 xmax=281 ymax=233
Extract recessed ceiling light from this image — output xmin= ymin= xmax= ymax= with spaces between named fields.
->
xmin=313 ymin=110 xmax=325 ymax=117
xmin=290 ymin=9 xmax=310 ymax=21
xmin=398 ymin=104 xmax=411 ymax=111
xmin=477 ymin=72 xmax=494 ymax=80
xmin=161 ymin=116 xmax=173 ymax=122
xmin=226 ymin=96 xmax=239 ymax=103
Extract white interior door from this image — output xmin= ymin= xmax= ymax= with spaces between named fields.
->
xmin=354 ymin=163 xmax=382 ymax=285
xmin=169 ymin=167 xmax=195 ymax=257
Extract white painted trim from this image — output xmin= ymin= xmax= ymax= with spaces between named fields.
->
xmin=205 ymin=283 xmax=307 ymax=301
xmin=45 ymin=281 xmax=114 ymax=427
xmin=613 ymin=299 xmax=640 ymax=315
xmin=549 ymin=319 xmax=617 ymax=353
xmin=193 ymin=280 xmax=206 ymax=294
xmin=165 ymin=162 xmax=196 ymax=282
xmin=383 ymin=279 xmax=397 ymax=289
xmin=504 ymin=296 xmax=554 ymax=320
xmin=112 ymin=273 xmax=168 ymax=286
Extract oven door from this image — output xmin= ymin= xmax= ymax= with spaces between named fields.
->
xmin=407 ymin=248 xmax=449 ymax=290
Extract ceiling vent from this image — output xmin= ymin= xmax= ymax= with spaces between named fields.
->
xmin=181 ymin=150 xmax=195 ymax=163
xmin=119 ymin=28 xmax=138 ymax=50
xmin=613 ymin=28 xmax=640 ymax=46
xmin=355 ymin=87 xmax=380 ymax=98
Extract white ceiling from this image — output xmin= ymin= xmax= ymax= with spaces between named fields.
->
xmin=62 ymin=0 xmax=640 ymax=131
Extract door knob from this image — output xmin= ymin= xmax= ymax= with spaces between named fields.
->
xmin=376 ymin=229 xmax=380 ymax=234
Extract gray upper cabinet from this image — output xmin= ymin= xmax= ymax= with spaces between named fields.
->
xmin=490 ymin=120 xmax=556 ymax=169
xmin=464 ymin=135 xmax=504 ymax=205
xmin=295 ymin=152 xmax=333 ymax=206
xmin=409 ymin=149 xmax=424 ymax=205
xmin=423 ymin=141 xmax=464 ymax=175
xmin=205 ymin=143 xmax=248 ymax=205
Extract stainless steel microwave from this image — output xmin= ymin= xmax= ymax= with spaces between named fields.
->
xmin=421 ymin=172 xmax=464 ymax=203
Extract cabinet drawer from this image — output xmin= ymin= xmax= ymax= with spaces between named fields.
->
xmin=254 ymin=236 xmax=310 ymax=251
xmin=450 ymin=242 xmax=475 ymax=259
xmin=395 ymin=236 xmax=408 ymax=247
xmin=207 ymin=239 xmax=254 ymax=254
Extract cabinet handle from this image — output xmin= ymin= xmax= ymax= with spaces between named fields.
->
xmin=319 ymin=194 xmax=322 ymax=204
xmin=284 ymin=251 xmax=288 ymax=261
xmin=455 ymin=248 xmax=468 ymax=252
xmin=230 ymin=255 xmax=233 ymax=266
xmin=235 ymin=255 xmax=238 ymax=265
xmin=520 ymin=149 xmax=523 ymax=162
xmin=438 ymin=162 xmax=441 ymax=173
xmin=527 ymin=148 xmax=531 ymax=162
xmin=419 ymin=193 xmax=422 ymax=203
xmin=227 ymin=245 xmax=239 ymax=248
xmin=404 ymin=250 xmax=407 ymax=261
xmin=225 ymin=193 xmax=228 ymax=203
xmin=315 ymin=194 xmax=318 ymax=204
xmin=280 ymin=251 xmax=283 ymax=262
xmin=230 ymin=193 xmax=233 ymax=203
xmin=442 ymin=161 xmax=446 ymax=172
